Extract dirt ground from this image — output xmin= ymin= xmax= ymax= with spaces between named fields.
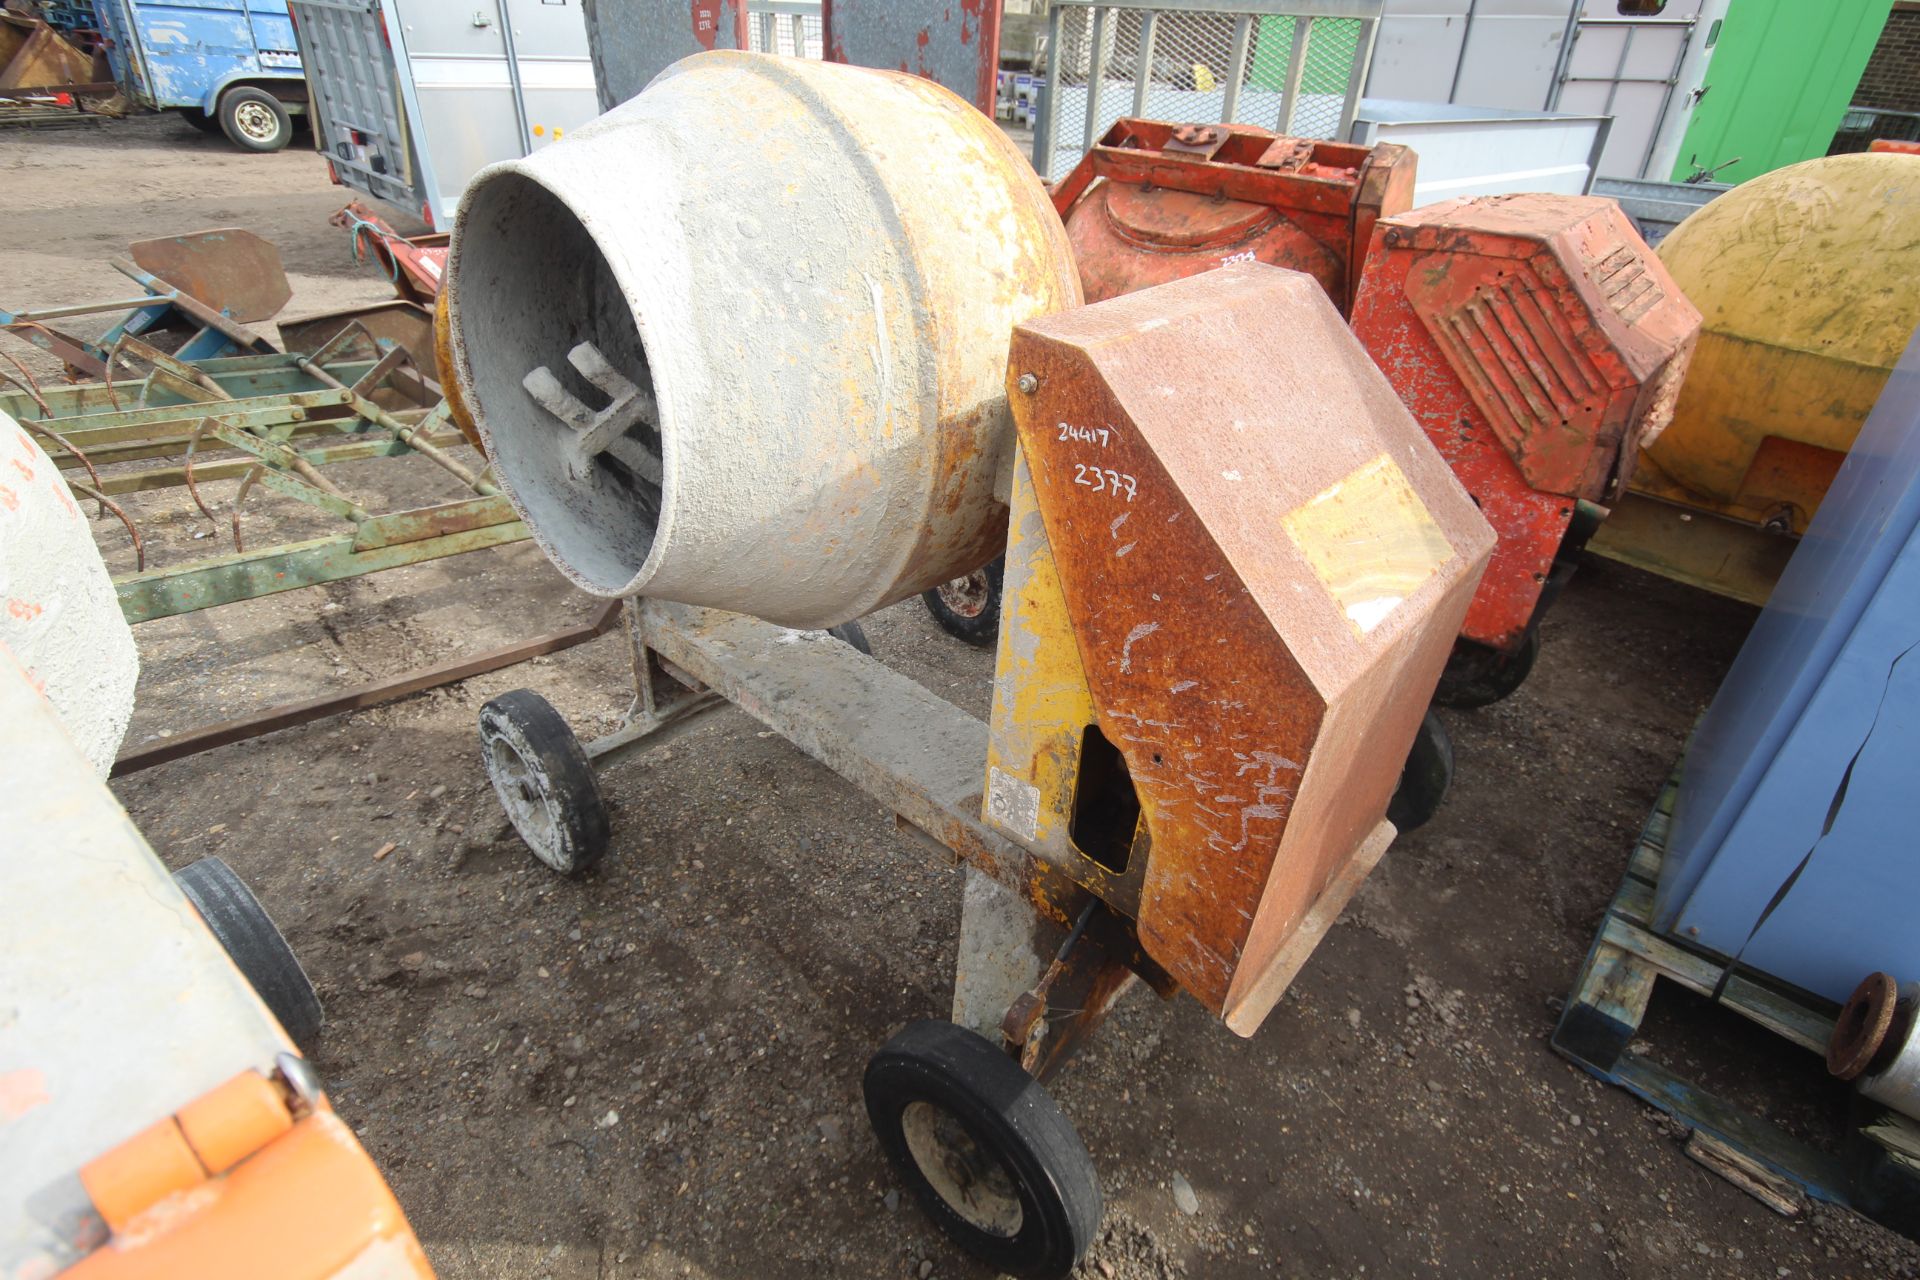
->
xmin=7 ymin=113 xmax=1920 ymax=1280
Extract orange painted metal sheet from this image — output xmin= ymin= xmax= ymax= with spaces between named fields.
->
xmin=1053 ymin=119 xmax=1415 ymax=315
xmin=175 ymin=1071 xmax=293 ymax=1177
xmin=1350 ymin=194 xmax=1699 ymax=652
xmin=69 ymin=1107 xmax=433 ymax=1280
xmin=1006 ymin=263 xmax=1492 ymax=1032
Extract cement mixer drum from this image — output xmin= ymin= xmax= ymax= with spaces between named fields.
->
xmin=1639 ymin=152 xmax=1920 ymax=534
xmin=444 ymin=50 xmax=1080 ymax=629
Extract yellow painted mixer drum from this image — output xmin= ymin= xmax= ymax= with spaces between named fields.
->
xmin=1636 ymin=152 xmax=1920 ymax=534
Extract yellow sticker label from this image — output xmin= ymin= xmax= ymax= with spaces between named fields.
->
xmin=1281 ymin=453 xmax=1454 ymax=636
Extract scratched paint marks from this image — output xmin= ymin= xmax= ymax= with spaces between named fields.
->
xmin=1007 ymin=285 xmax=1324 ymax=1014
xmin=1003 ymin=264 xmax=1493 ymax=1029
xmin=1350 ymin=196 xmax=1700 ymax=652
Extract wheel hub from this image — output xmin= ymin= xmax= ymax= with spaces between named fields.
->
xmin=900 ymin=1100 xmax=1023 ymax=1238
xmin=484 ymin=734 xmax=563 ymax=866
xmin=234 ymin=100 xmax=278 ymax=141
xmin=935 ymin=569 xmax=991 ymax=619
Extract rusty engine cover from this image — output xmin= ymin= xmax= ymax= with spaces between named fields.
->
xmin=1349 ymin=194 xmax=1699 ymax=653
xmin=1001 ymin=263 xmax=1494 ymax=1035
xmin=1052 ymin=119 xmax=1415 ymax=314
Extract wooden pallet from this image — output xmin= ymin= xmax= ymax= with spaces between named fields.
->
xmin=1552 ymin=772 xmax=1920 ymax=1237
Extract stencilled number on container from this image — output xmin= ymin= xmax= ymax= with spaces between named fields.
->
xmin=1057 ymin=422 xmax=1110 ymax=447
xmin=1073 ymin=463 xmax=1136 ymax=501
xmin=1220 ymin=249 xmax=1258 ymax=267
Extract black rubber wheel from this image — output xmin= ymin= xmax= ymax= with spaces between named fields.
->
xmin=826 ymin=620 xmax=873 ymax=656
xmin=1433 ymin=627 xmax=1541 ymax=710
xmin=217 ymin=86 xmax=293 ymax=153
xmin=478 ymin=688 xmax=610 ymax=876
xmin=1387 ymin=710 xmax=1454 ymax=834
xmin=178 ymin=108 xmax=224 ymax=135
xmin=865 ymin=1021 xmax=1100 ymax=1279
xmin=921 ymin=556 xmax=1003 ymax=648
xmin=173 ymin=857 xmax=324 ymax=1050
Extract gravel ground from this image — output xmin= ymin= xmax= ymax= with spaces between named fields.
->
xmin=7 ymin=111 xmax=1919 ymax=1280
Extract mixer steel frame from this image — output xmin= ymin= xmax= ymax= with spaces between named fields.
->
xmin=549 ymin=594 xmax=1202 ymax=1078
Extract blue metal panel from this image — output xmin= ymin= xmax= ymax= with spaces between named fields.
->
xmin=98 ymin=0 xmax=302 ymax=111
xmin=1656 ymin=323 xmax=1920 ymax=1001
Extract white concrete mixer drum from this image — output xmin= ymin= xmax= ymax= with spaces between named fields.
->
xmin=445 ymin=51 xmax=1080 ymax=629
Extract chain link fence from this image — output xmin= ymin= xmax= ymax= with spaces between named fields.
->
xmin=746 ymin=1 xmax=823 ymax=59
xmin=1041 ymin=2 xmax=1382 ymax=180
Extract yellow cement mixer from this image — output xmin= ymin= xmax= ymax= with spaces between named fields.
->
xmin=1590 ymin=152 xmax=1920 ymax=602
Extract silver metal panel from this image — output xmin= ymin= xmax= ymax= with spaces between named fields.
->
xmin=1368 ymin=0 xmax=1705 ymax=179
xmin=1349 ymin=97 xmax=1606 ymax=203
xmin=0 ymin=648 xmax=286 ymax=1275
xmin=1365 ymin=0 xmax=1470 ymax=104
xmin=399 ymin=2 xmax=598 ymax=157
xmin=298 ymin=0 xmax=599 ymax=229
xmin=1443 ymin=1 xmax=1570 ymax=111
xmin=581 ymin=0 xmax=750 ymax=110
xmin=290 ymin=0 xmax=424 ymax=214
xmin=1590 ymin=175 xmax=1726 ymax=247
xmin=1550 ymin=2 xmax=1701 ymax=178
xmin=504 ymin=0 xmax=591 ymax=58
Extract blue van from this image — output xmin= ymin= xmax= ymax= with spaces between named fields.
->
xmin=94 ymin=0 xmax=306 ymax=151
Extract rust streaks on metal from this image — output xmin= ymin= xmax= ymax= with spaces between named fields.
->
xmin=1351 ymin=193 xmax=1701 ymax=652
xmin=128 ymin=229 xmax=292 ymax=324
xmin=1051 ymin=118 xmax=1415 ymax=315
xmin=1008 ymin=264 xmax=1492 ymax=1026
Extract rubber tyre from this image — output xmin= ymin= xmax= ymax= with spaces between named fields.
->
xmin=1388 ymin=711 xmax=1455 ymax=834
xmin=826 ymin=620 xmax=873 ymax=656
xmin=179 ymin=108 xmax=224 ymax=135
xmin=174 ymin=857 xmax=324 ymax=1050
xmin=478 ymin=688 xmax=610 ymax=876
xmin=865 ymin=1021 xmax=1100 ymax=1279
xmin=1433 ymin=628 xmax=1541 ymax=710
xmin=921 ymin=556 xmax=1003 ymax=648
xmin=217 ymin=86 xmax=292 ymax=153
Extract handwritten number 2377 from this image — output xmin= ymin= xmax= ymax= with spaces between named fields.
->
xmin=1072 ymin=464 xmax=1136 ymax=502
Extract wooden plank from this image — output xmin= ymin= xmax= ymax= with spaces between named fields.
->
xmin=1686 ymin=1129 xmax=1810 ymax=1217
xmin=1601 ymin=915 xmax=1724 ymax=997
xmin=1720 ymin=974 xmax=1834 ymax=1055
xmin=1609 ymin=1052 xmax=1852 ymax=1208
xmin=1613 ymin=876 xmax=1655 ymax=926
xmin=1626 ymin=837 xmax=1662 ymax=885
xmin=1576 ymin=940 xmax=1657 ymax=1036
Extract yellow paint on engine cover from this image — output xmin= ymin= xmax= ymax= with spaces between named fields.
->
xmin=983 ymin=450 xmax=1147 ymax=917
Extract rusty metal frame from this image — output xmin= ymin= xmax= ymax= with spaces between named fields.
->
xmin=112 ymin=601 xmax=623 ymax=777
xmin=1037 ymin=0 xmax=1385 ymax=180
xmin=563 ymin=596 xmax=1177 ymax=1080
xmin=0 ymin=337 xmax=529 ymax=624
xmin=1049 ymin=116 xmax=1415 ymax=314
xmin=526 ymin=586 xmax=1404 ymax=1076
